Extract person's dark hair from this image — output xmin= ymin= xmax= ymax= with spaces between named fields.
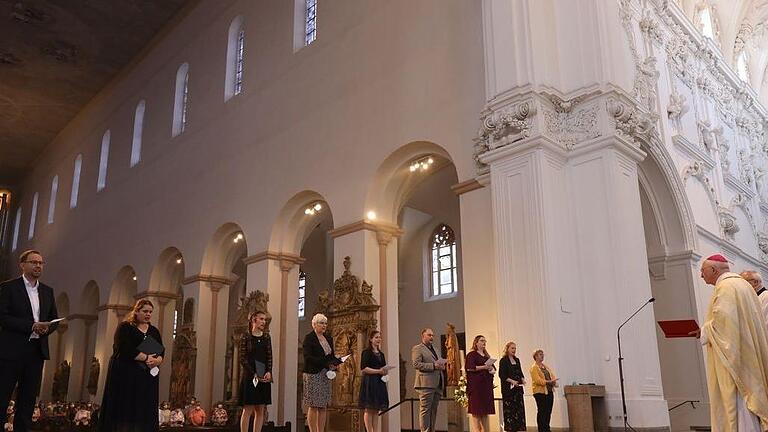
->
xmin=19 ymin=250 xmax=42 ymax=263
xmin=471 ymin=335 xmax=487 ymax=354
xmin=533 ymin=349 xmax=544 ymax=361
xmin=368 ymin=330 xmax=381 ymax=350
xmin=125 ymin=299 xmax=154 ymax=325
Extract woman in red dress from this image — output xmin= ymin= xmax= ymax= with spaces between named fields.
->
xmin=465 ymin=335 xmax=495 ymax=432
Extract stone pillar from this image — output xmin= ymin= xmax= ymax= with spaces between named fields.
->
xmin=330 ymin=221 xmax=401 ymax=432
xmin=182 ymin=275 xmax=233 ymax=411
xmin=243 ymin=251 xmax=304 ymax=427
xmin=64 ymin=315 xmax=96 ymax=401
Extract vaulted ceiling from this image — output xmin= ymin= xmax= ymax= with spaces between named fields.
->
xmin=0 ymin=0 xmax=189 ymax=187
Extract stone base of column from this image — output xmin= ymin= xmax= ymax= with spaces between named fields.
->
xmin=445 ymin=386 xmax=465 ymax=432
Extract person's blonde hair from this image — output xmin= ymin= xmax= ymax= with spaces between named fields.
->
xmin=503 ymin=341 xmax=517 ymax=356
xmin=311 ymin=313 xmax=328 ymax=325
xmin=125 ymin=299 xmax=154 ymax=325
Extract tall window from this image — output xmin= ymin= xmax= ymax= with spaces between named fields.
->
xmin=47 ymin=175 xmax=58 ymax=224
xmin=225 ymin=16 xmax=246 ymax=101
xmin=298 ymin=270 xmax=306 ymax=318
xmin=430 ymin=223 xmax=458 ymax=297
xmin=70 ymin=154 xmax=82 ymax=208
xmin=131 ymin=100 xmax=145 ymax=167
xmin=305 ymin=0 xmax=317 ymax=45
xmin=699 ymin=6 xmax=714 ymax=40
xmin=172 ymin=63 xmax=190 ymax=137
xmin=737 ymin=51 xmax=750 ymax=82
xmin=11 ymin=207 xmax=21 ymax=251
xmin=97 ymin=130 xmax=110 ymax=191
xmin=28 ymin=193 xmax=38 ymax=240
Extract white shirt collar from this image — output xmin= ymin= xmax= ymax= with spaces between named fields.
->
xmin=22 ymin=274 xmax=39 ymax=290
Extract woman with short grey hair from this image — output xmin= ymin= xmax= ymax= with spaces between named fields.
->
xmin=302 ymin=313 xmax=339 ymax=432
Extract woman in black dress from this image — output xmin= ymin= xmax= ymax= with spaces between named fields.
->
xmin=98 ymin=299 xmax=164 ymax=432
xmin=498 ymin=341 xmax=526 ymax=431
xmin=239 ymin=311 xmax=272 ymax=432
xmin=358 ymin=330 xmax=390 ymax=432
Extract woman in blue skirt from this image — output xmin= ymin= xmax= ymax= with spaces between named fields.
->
xmin=359 ymin=330 xmax=390 ymax=432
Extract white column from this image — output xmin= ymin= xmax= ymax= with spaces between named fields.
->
xmin=331 ymin=223 xmax=401 ymax=432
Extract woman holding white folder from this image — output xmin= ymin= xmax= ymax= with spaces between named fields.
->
xmin=465 ymin=335 xmax=495 ymax=432
xmin=302 ymin=313 xmax=339 ymax=432
xmin=359 ymin=330 xmax=391 ymax=432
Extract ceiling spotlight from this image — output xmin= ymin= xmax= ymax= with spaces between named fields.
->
xmin=176 ymin=257 xmax=183 ymax=264
xmin=132 ymin=276 xmax=137 ymax=281
xmin=409 ymin=156 xmax=435 ymax=173
xmin=366 ymin=211 xmax=377 ymax=221
xmin=305 ymin=202 xmax=323 ymax=216
xmin=234 ymin=232 xmax=244 ymax=243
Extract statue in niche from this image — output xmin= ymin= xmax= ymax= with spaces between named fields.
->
xmin=52 ymin=360 xmax=70 ymax=401
xmin=170 ymin=329 xmax=197 ymax=408
xmin=325 ymin=256 xmax=380 ymax=431
xmin=87 ymin=357 xmax=100 ymax=396
xmin=445 ymin=323 xmax=461 ymax=386
xmin=182 ymin=298 xmax=195 ymax=325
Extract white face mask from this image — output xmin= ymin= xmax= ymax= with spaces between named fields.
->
xmin=326 ymin=370 xmax=337 ymax=380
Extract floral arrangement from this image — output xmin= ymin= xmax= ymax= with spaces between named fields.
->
xmin=454 ymin=375 xmax=468 ymax=408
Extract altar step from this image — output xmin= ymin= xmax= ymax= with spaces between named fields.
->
xmin=690 ymin=427 xmax=711 ymax=431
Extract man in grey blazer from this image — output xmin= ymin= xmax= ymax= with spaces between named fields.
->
xmin=412 ymin=328 xmax=445 ymax=432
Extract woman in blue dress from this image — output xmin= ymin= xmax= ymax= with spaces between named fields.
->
xmin=358 ymin=330 xmax=390 ymax=432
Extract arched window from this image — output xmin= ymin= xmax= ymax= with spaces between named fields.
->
xmin=28 ymin=192 xmax=38 ymax=240
xmin=225 ymin=16 xmax=245 ymax=101
xmin=699 ymin=6 xmax=714 ymax=40
xmin=737 ymin=51 xmax=750 ymax=82
xmin=298 ymin=270 xmax=307 ymax=318
xmin=430 ymin=223 xmax=458 ymax=297
xmin=97 ymin=130 xmax=110 ymax=191
xmin=47 ymin=175 xmax=58 ymax=224
xmin=70 ymin=154 xmax=82 ymax=208
xmin=172 ymin=63 xmax=190 ymax=137
xmin=11 ymin=207 xmax=21 ymax=251
xmin=305 ymin=0 xmax=317 ymax=45
xmin=131 ymin=100 xmax=145 ymax=167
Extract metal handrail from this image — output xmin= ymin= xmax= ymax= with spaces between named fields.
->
xmin=378 ymin=397 xmax=505 ymax=431
xmin=668 ymin=400 xmax=699 ymax=412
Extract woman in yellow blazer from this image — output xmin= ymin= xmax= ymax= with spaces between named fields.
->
xmin=530 ymin=350 xmax=558 ymax=432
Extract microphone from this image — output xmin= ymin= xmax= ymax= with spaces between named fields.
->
xmin=617 ymin=297 xmax=655 ymax=432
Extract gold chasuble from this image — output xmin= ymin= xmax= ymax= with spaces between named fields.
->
xmin=703 ymin=273 xmax=768 ymax=432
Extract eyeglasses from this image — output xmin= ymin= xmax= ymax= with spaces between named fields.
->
xmin=24 ymin=261 xmax=45 ymax=266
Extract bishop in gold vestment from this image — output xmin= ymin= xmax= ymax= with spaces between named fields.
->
xmin=700 ymin=254 xmax=768 ymax=431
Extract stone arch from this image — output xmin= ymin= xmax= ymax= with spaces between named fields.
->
xmin=268 ymin=190 xmax=334 ymax=255
xmin=108 ymin=265 xmax=138 ymax=306
xmin=200 ymin=223 xmax=248 ymax=277
xmin=365 ymin=141 xmax=455 ymax=224
xmin=148 ymin=247 xmax=186 ymax=293
xmin=638 ymin=144 xmax=708 ymax=429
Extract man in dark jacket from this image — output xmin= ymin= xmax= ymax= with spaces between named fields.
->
xmin=0 ymin=250 xmax=59 ymax=432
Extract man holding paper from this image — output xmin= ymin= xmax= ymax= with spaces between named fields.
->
xmin=0 ymin=250 xmax=59 ymax=432
xmin=412 ymin=328 xmax=445 ymax=432
xmin=698 ymin=254 xmax=768 ymax=431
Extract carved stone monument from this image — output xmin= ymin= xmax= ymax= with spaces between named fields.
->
xmin=445 ymin=323 xmax=464 ymax=432
xmin=86 ymin=357 xmax=100 ymax=397
xmin=322 ymin=257 xmax=380 ymax=432
xmin=170 ymin=300 xmax=197 ymax=408
xmin=52 ymin=360 xmax=70 ymax=401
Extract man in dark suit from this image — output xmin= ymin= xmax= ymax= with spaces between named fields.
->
xmin=0 ymin=250 xmax=59 ymax=432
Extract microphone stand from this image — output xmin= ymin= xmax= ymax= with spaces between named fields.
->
xmin=617 ymin=298 xmax=655 ymax=432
